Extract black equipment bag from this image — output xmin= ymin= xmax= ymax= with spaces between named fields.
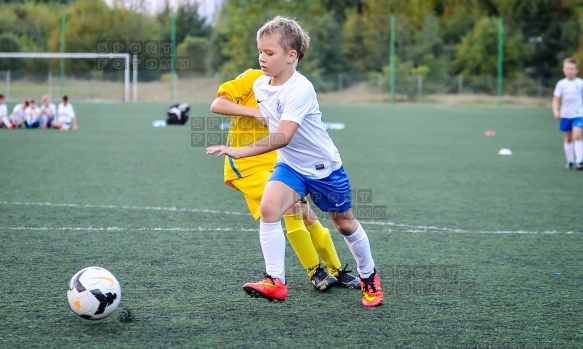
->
xmin=166 ymin=103 xmax=190 ymax=125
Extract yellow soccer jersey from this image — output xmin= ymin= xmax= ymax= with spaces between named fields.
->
xmin=216 ymin=68 xmax=277 ymax=188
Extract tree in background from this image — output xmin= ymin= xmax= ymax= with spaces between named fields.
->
xmin=2 ymin=0 xmax=583 ymax=91
xmin=46 ymin=0 xmax=159 ymax=80
xmin=518 ymin=0 xmax=580 ymax=81
xmin=453 ymin=17 xmax=527 ymax=78
xmin=0 ymin=33 xmax=25 ymax=72
xmin=176 ymin=36 xmax=209 ymax=75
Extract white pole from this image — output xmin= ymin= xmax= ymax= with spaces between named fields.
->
xmin=48 ymin=70 xmax=52 ymax=98
xmin=133 ymin=54 xmax=138 ymax=102
xmin=6 ymin=70 xmax=10 ymax=100
xmin=124 ymin=55 xmax=130 ymax=102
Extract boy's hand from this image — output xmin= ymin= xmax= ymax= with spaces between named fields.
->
xmin=206 ymin=145 xmax=241 ymax=159
xmin=553 ymin=110 xmax=560 ymax=120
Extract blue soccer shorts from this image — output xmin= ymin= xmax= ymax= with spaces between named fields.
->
xmin=559 ymin=117 xmax=583 ymax=132
xmin=268 ymin=162 xmax=352 ymax=213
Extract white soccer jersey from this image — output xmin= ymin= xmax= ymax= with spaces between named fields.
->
xmin=25 ymin=106 xmax=40 ymax=123
xmin=11 ymin=104 xmax=25 ymax=122
xmin=553 ymin=77 xmax=583 ymax=118
xmin=0 ymin=103 xmax=7 ymax=119
xmin=40 ymin=103 xmax=56 ymax=119
xmin=57 ymin=102 xmax=75 ymax=123
xmin=253 ymin=71 xmax=342 ymax=179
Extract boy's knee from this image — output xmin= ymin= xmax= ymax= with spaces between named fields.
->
xmin=260 ymin=204 xmax=280 ymax=223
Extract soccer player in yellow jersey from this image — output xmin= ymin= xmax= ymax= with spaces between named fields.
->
xmin=210 ymin=68 xmax=359 ymax=292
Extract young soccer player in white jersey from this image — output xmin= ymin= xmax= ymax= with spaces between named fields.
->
xmin=39 ymin=95 xmax=57 ymax=129
xmin=52 ymin=95 xmax=78 ymax=131
xmin=0 ymin=95 xmax=9 ymax=129
xmin=207 ymin=16 xmax=384 ymax=307
xmin=553 ymin=57 xmax=583 ymax=170
xmin=210 ymin=68 xmax=359 ymax=292
xmin=9 ymin=100 xmax=29 ymax=128
xmin=24 ymin=99 xmax=41 ymax=128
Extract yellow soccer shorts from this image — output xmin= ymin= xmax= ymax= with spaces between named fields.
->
xmin=231 ymin=170 xmax=271 ymax=220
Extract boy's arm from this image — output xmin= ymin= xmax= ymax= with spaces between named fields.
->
xmin=210 ymin=95 xmax=266 ymax=125
xmin=552 ymin=96 xmax=561 ymax=120
xmin=207 ymin=120 xmax=299 ymax=159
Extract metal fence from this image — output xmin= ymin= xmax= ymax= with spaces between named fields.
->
xmin=0 ymin=70 xmax=554 ymax=107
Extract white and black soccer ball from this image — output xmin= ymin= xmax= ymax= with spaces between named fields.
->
xmin=67 ymin=266 xmax=121 ymax=320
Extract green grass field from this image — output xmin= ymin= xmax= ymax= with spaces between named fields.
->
xmin=1 ymin=102 xmax=581 ymax=348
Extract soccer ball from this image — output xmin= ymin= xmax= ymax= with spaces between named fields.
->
xmin=67 ymin=266 xmax=121 ymax=320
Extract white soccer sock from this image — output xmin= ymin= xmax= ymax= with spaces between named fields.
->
xmin=259 ymin=220 xmax=286 ymax=283
xmin=574 ymin=140 xmax=583 ymax=163
xmin=564 ymin=142 xmax=574 ymax=163
xmin=343 ymin=223 xmax=375 ymax=278
xmin=2 ymin=116 xmax=11 ymax=127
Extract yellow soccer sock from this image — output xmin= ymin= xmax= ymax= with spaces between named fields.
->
xmin=284 ymin=213 xmax=320 ymax=277
xmin=306 ymin=220 xmax=342 ymax=276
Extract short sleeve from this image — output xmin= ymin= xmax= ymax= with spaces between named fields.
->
xmin=553 ymin=81 xmax=563 ymax=97
xmin=280 ymin=87 xmax=315 ymax=126
xmin=217 ymin=69 xmax=263 ymax=102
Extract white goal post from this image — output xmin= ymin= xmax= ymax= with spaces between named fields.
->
xmin=0 ymin=52 xmax=131 ymax=102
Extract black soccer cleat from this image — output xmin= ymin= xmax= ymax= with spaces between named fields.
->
xmin=566 ymin=162 xmax=575 ymax=170
xmin=336 ymin=264 xmax=360 ymax=289
xmin=310 ymin=266 xmax=338 ymax=291
xmin=577 ymin=162 xmax=583 ymax=171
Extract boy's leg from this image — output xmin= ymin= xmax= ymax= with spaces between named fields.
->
xmin=283 ymin=207 xmax=320 ymax=276
xmin=2 ymin=116 xmax=12 ymax=128
xmin=571 ymin=121 xmax=583 ymax=168
xmin=564 ymin=140 xmax=574 ymax=167
xmin=561 ymin=119 xmax=575 ymax=168
xmin=330 ymin=211 xmax=384 ymax=307
xmin=283 ymin=205 xmax=338 ymax=291
xmin=232 ymin=172 xmax=288 ymax=301
xmin=243 ymin=180 xmax=299 ymax=302
xmin=301 ymin=202 xmax=359 ymax=288
xmin=258 ymin=180 xmax=301 ymax=281
xmin=234 ymin=172 xmax=336 ymax=290
xmin=299 ymin=202 xmax=341 ymax=274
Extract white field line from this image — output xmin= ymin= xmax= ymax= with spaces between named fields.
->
xmin=0 ymin=201 xmax=250 ymax=216
xmin=0 ymin=226 xmax=257 ymax=232
xmin=1 ymin=201 xmax=581 ymax=235
xmin=0 ymin=226 xmax=581 ymax=234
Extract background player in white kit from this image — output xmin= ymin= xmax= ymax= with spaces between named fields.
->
xmin=553 ymin=57 xmax=583 ymax=170
xmin=207 ymin=16 xmax=383 ymax=307
xmin=24 ymin=99 xmax=41 ymax=128
xmin=40 ymin=95 xmax=57 ymax=129
xmin=51 ymin=95 xmax=78 ymax=131
xmin=9 ymin=100 xmax=29 ymax=129
xmin=0 ymin=95 xmax=8 ymax=129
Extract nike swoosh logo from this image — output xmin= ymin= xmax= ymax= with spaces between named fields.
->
xmin=335 ymin=198 xmax=350 ymax=207
xmin=257 ymin=100 xmax=265 ymax=104
xmin=91 ymin=276 xmax=115 ymax=287
xmin=363 ymin=292 xmax=377 ymax=302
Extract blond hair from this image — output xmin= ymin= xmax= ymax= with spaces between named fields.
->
xmin=257 ymin=16 xmax=310 ymax=61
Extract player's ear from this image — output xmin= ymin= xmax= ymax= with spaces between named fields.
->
xmin=287 ymin=50 xmax=297 ymax=64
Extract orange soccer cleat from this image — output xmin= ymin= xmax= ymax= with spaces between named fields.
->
xmin=243 ymin=273 xmax=288 ymax=302
xmin=359 ymin=269 xmax=384 ymax=307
